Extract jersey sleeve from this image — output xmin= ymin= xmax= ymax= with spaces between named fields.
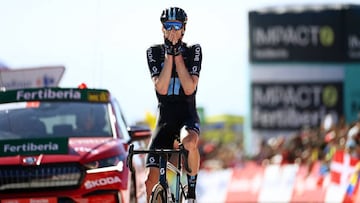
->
xmin=146 ymin=45 xmax=163 ymax=78
xmin=188 ymin=44 xmax=202 ymax=77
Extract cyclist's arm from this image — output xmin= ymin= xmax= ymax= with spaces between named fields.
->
xmin=175 ymin=44 xmax=202 ymax=95
xmin=147 ymin=46 xmax=172 ymax=95
xmin=153 ymin=54 xmax=173 ymax=95
xmin=174 ymin=55 xmax=198 ymax=95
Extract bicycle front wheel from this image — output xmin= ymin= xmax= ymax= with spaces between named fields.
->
xmin=150 ymin=183 xmax=167 ymax=203
xmin=179 ymin=184 xmax=188 ymax=203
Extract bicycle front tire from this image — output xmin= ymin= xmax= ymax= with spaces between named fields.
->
xmin=179 ymin=184 xmax=188 ymax=203
xmin=150 ymin=183 xmax=168 ymax=203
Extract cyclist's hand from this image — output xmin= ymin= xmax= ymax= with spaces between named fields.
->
xmin=164 ymin=38 xmax=175 ymax=55
xmin=165 ymin=30 xmax=182 ymax=45
xmin=164 ymin=39 xmax=182 ymax=56
xmin=164 ymin=30 xmax=183 ymax=56
xmin=173 ymin=40 xmax=182 ymax=56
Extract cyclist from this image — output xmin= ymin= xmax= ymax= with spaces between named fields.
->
xmin=145 ymin=6 xmax=202 ymax=203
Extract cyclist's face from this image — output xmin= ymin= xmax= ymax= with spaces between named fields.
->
xmin=163 ymin=20 xmax=184 ymax=43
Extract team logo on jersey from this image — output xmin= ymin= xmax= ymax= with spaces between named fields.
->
xmin=149 ymin=156 xmax=156 ymax=163
xmin=191 ymin=66 xmax=198 ymax=74
xmin=194 ymin=46 xmax=201 ymax=61
xmin=160 ymin=168 xmax=165 ymax=175
xmin=147 ymin=48 xmax=156 ymax=63
xmin=152 ymin=66 xmax=159 ymax=74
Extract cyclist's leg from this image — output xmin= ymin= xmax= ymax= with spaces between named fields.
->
xmin=145 ymin=123 xmax=175 ymax=202
xmin=180 ymin=126 xmax=200 ymax=176
xmin=180 ymin=125 xmax=200 ymax=200
xmin=145 ymin=166 xmax=160 ymax=202
xmin=168 ymin=140 xmax=180 ymax=167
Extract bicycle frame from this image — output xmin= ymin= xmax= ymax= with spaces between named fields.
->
xmin=127 ymin=144 xmax=191 ymax=203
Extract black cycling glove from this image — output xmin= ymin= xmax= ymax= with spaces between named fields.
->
xmin=164 ymin=39 xmax=182 ymax=56
xmin=173 ymin=41 xmax=182 ymax=56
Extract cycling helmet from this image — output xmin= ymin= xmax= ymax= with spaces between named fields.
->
xmin=160 ymin=7 xmax=187 ymax=24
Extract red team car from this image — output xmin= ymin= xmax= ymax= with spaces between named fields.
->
xmin=0 ymin=87 xmax=150 ymax=203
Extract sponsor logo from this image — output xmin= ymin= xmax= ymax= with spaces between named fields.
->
xmin=191 ymin=66 xmax=198 ymax=74
xmin=16 ymin=89 xmax=81 ymax=101
xmin=0 ymin=138 xmax=68 ymax=156
xmin=74 ymin=146 xmax=99 ymax=154
xmin=147 ymin=48 xmax=156 ymax=63
xmin=4 ymin=142 xmax=59 ymax=153
xmin=252 ymin=25 xmax=335 ymax=47
xmin=149 ymin=157 xmax=155 ymax=163
xmin=319 ymin=26 xmax=335 ymax=47
xmin=84 ymin=176 xmax=121 ymax=189
xmin=253 ymin=85 xmax=323 ymax=108
xmin=348 ymin=34 xmax=360 ymax=49
xmin=23 ymin=157 xmax=37 ymax=165
xmin=160 ymin=168 xmax=165 ymax=175
xmin=152 ymin=66 xmax=159 ymax=75
xmin=3 ymin=80 xmax=32 ymax=89
xmin=322 ymin=85 xmax=338 ymax=107
xmin=194 ymin=46 xmax=201 ymax=62
xmin=252 ymin=83 xmax=342 ymax=129
xmin=30 ymin=199 xmax=51 ymax=203
xmin=36 ymin=75 xmax=55 ymax=87
xmin=348 ymin=34 xmax=360 ymax=59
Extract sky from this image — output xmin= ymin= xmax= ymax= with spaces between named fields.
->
xmin=0 ymin=0 xmax=359 ymax=124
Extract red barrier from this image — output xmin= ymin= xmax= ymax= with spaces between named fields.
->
xmin=198 ymin=151 xmax=360 ymax=203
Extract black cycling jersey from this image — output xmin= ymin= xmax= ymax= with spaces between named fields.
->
xmin=146 ymin=42 xmax=202 ymax=124
xmin=145 ymin=42 xmax=202 ymax=167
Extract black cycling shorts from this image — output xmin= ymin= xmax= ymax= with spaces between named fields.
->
xmin=145 ymin=121 xmax=200 ymax=168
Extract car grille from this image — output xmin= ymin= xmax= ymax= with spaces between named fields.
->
xmin=0 ymin=163 xmax=83 ymax=192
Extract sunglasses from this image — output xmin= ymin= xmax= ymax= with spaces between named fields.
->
xmin=163 ymin=21 xmax=183 ymax=31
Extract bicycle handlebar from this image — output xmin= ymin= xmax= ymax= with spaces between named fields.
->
xmin=126 ymin=144 xmax=192 ymax=174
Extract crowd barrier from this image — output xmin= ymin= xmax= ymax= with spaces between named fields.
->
xmin=196 ymin=150 xmax=360 ymax=203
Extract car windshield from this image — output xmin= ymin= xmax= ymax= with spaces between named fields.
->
xmin=0 ymin=101 xmax=112 ymax=140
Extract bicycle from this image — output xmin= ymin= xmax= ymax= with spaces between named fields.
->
xmin=127 ymin=141 xmax=192 ymax=203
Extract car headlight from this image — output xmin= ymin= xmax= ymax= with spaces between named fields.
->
xmin=85 ymin=155 xmax=125 ymax=172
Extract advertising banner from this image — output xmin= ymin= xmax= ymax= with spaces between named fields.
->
xmin=249 ymin=5 xmax=360 ymax=62
xmin=346 ymin=6 xmax=360 ymax=61
xmin=0 ymin=66 xmax=65 ymax=90
xmin=0 ymin=137 xmax=68 ymax=156
xmin=252 ymin=82 xmax=343 ymax=130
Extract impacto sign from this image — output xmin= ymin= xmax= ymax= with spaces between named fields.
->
xmin=252 ymin=82 xmax=343 ymax=130
xmin=0 ymin=137 xmax=68 ymax=156
xmin=249 ymin=4 xmax=360 ymax=62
